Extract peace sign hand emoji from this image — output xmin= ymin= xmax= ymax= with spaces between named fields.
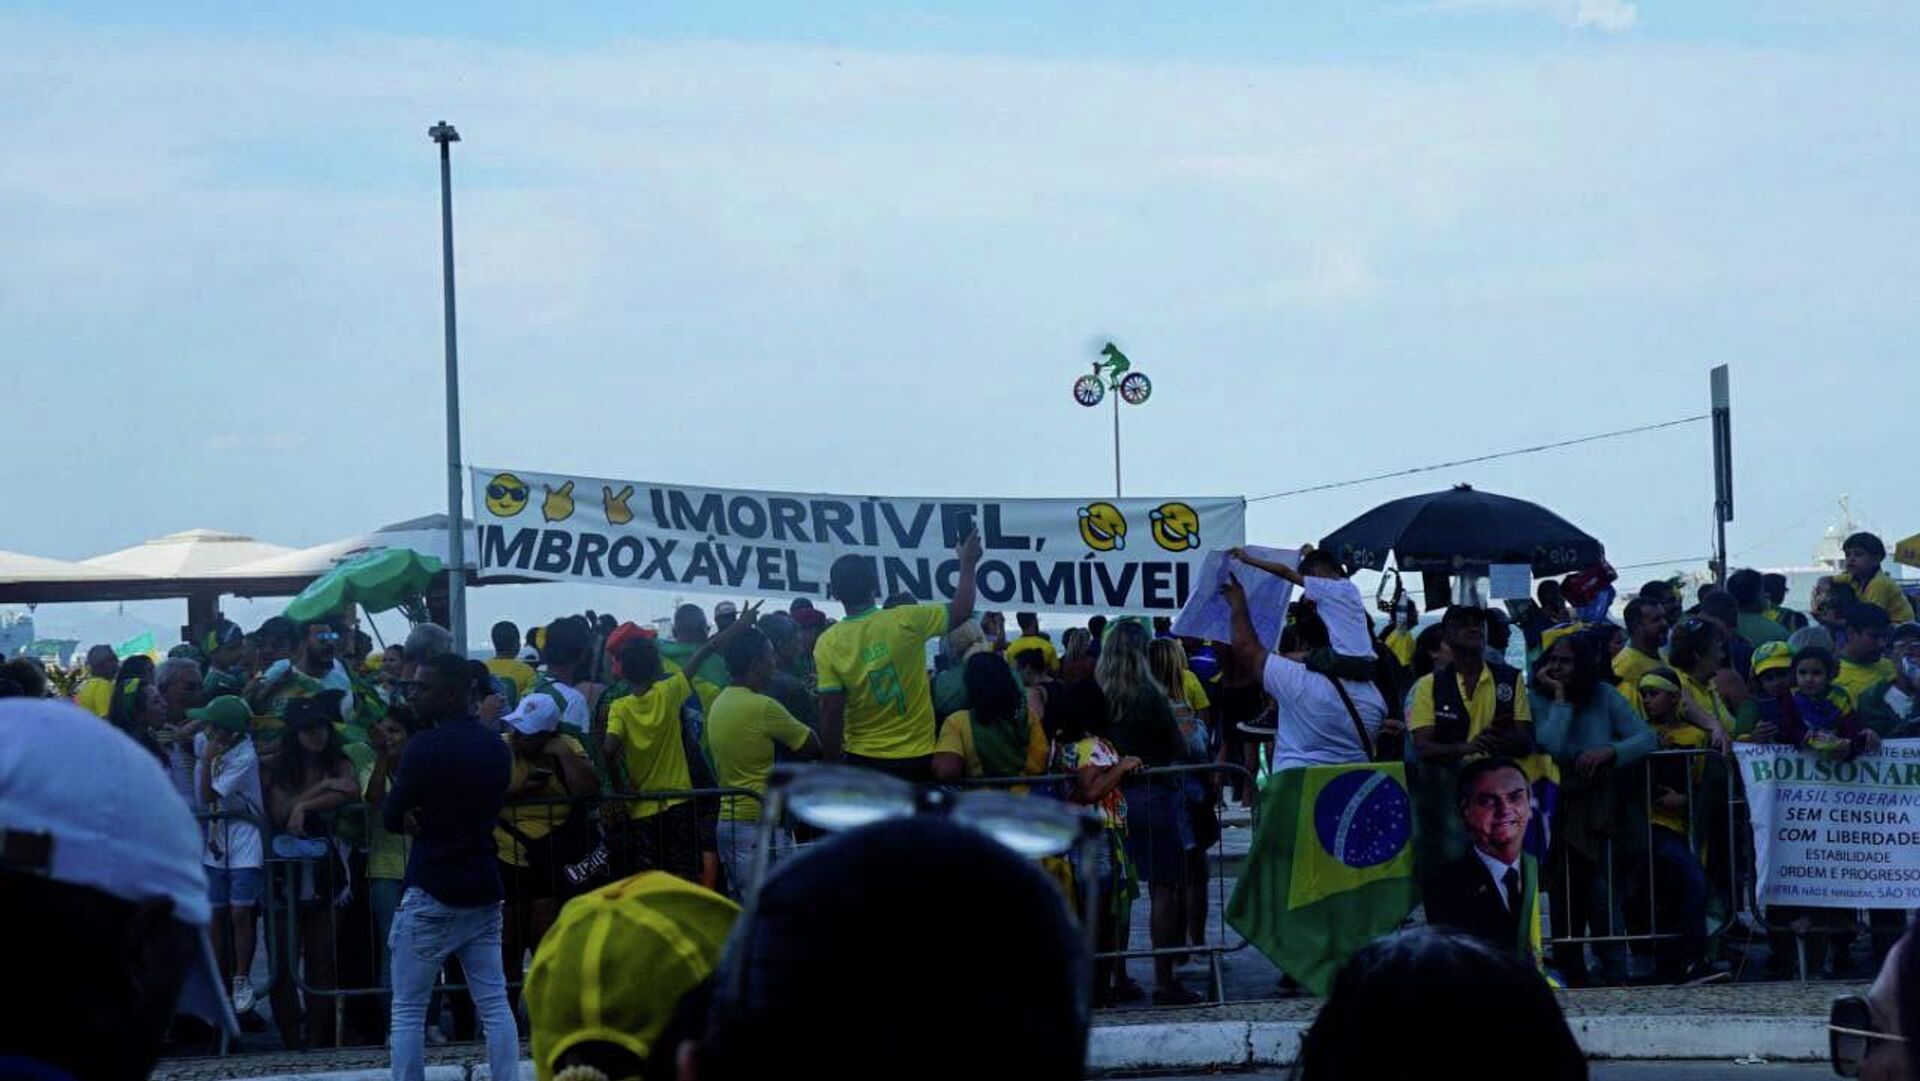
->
xmin=603 ymin=485 xmax=635 ymax=526
xmin=543 ymin=481 xmax=576 ymax=523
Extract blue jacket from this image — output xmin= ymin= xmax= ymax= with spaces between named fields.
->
xmin=1531 ymin=683 xmax=1658 ymax=770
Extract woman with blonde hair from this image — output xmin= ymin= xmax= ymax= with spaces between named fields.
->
xmin=1099 ymin=620 xmax=1200 ymax=1004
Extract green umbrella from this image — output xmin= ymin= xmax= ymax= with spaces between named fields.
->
xmin=285 ymin=549 xmax=443 ymax=623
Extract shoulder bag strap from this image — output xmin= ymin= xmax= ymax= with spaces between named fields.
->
xmin=1325 ymin=675 xmax=1375 ymax=762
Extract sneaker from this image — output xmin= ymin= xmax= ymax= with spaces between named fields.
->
xmin=231 ymin=975 xmax=256 ymax=1014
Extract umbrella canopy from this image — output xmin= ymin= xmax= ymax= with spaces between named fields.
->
xmin=284 ymin=549 xmax=444 ymax=623
xmin=228 ymin=515 xmax=474 ymax=577
xmin=1319 ymin=484 xmax=1603 ymax=576
xmin=82 ymin=529 xmax=295 ymax=578
xmin=0 ymin=549 xmax=142 ymax=584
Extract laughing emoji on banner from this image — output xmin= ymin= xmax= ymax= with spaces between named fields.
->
xmin=1149 ymin=501 xmax=1201 ymax=552
xmin=484 ymin=473 xmax=530 ymax=517
xmin=1078 ymin=502 xmax=1128 ymax=552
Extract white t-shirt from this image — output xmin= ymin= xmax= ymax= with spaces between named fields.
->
xmin=195 ymin=732 xmax=266 ymax=871
xmin=1301 ymin=577 xmax=1376 ymax=658
xmin=1261 ymin=654 xmax=1386 ymax=773
xmin=544 ymin=680 xmax=591 ymax=729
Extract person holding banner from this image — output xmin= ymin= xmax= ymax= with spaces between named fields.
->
xmin=815 ymin=530 xmax=982 ymax=782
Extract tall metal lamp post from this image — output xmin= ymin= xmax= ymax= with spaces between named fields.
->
xmin=429 ymin=121 xmax=468 ymax=650
xmin=1073 ymin=341 xmax=1153 ymax=497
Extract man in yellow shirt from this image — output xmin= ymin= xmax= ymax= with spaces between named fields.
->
xmin=484 ymin=620 xmax=537 ymax=701
xmin=815 ymin=529 xmax=982 ymax=782
xmin=1005 ymin=611 xmax=1060 ymax=673
xmin=73 ymin=644 xmax=119 ymax=717
xmin=1836 ymin=532 xmax=1916 ymax=624
xmin=1410 ymin=607 xmax=1535 ymax=765
xmin=1836 ymin=603 xmax=1898 ymax=707
xmin=1612 ymin=598 xmax=1669 ymax=690
xmin=708 ymin=626 xmax=822 ymax=895
xmin=605 ymin=606 xmax=754 ymax=883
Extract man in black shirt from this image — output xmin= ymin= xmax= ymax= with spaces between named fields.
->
xmin=383 ymin=654 xmax=517 ymax=1081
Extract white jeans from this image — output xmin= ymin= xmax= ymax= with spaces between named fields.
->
xmin=716 ymin=819 xmax=793 ymax=900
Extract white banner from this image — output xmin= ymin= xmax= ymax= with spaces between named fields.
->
xmin=470 ymin=467 xmax=1245 ymax=614
xmin=1170 ymin=547 xmax=1297 ymax=652
xmin=1736 ymin=740 xmax=1920 ymax=910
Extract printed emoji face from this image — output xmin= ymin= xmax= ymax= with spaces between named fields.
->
xmin=485 ymin=473 xmax=530 ymax=517
xmin=1149 ymin=502 xmax=1200 ymax=552
xmin=1078 ymin=502 xmax=1127 ymax=552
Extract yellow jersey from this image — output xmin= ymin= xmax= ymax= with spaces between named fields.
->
xmin=1836 ymin=658 xmax=1894 ymax=710
xmin=706 ymin=686 xmax=814 ymax=821
xmin=495 ymin=734 xmax=587 ymax=866
xmin=1834 ymin=571 xmax=1916 ymax=624
xmin=484 ymin=657 xmax=538 ymax=698
xmin=75 ymin=676 xmax=114 ymax=718
xmin=813 ymin=603 xmax=947 ymax=759
xmin=1409 ymin=667 xmax=1553 ymax=783
xmin=932 ymin=709 xmax=1049 ymax=778
xmin=607 ymin=673 xmax=695 ymax=819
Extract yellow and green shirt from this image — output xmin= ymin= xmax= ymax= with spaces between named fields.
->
xmin=1836 ymin=658 xmax=1895 ymax=711
xmin=75 ymin=676 xmax=114 ymax=718
xmin=814 ymin=603 xmax=948 ymax=760
xmin=706 ymin=686 xmax=814 ymax=821
xmin=494 ymin=734 xmax=588 ymax=866
xmin=607 ymin=673 xmax=695 ymax=819
xmin=1834 ymin=570 xmax=1915 ymax=624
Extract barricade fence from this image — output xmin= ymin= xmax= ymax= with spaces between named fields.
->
xmin=176 ymin=747 xmax=1874 ymax=1057
xmin=1534 ymin=746 xmax=1744 ymax=982
xmin=951 ymin=761 xmax=1261 ymax=1007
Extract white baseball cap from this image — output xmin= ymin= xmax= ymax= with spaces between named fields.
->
xmin=0 ymin=699 xmax=238 ymax=1036
xmin=503 ymin=693 xmax=561 ymax=736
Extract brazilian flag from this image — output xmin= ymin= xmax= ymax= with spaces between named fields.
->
xmin=1226 ymin=763 xmax=1417 ymax=996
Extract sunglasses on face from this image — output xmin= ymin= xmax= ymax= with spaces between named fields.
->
xmin=487 ymin=483 xmax=529 ymax=502
xmin=1831 ymin=993 xmax=1907 ymax=1077
xmin=312 ymin=631 xmax=340 ymax=644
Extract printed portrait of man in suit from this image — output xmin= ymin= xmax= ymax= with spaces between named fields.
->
xmin=1423 ymin=757 xmax=1539 ymax=959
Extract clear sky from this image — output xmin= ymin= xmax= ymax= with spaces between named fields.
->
xmin=3 ymin=1 xmax=1916 ymax=638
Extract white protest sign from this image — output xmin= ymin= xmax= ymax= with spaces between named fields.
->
xmin=1170 ymin=547 xmax=1297 ymax=652
xmin=1488 ymin=563 xmax=1532 ymax=601
xmin=1736 ymin=740 xmax=1920 ymax=910
xmin=470 ymin=467 xmax=1245 ymax=614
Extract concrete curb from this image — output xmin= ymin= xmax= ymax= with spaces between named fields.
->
xmin=174 ymin=1014 xmax=1831 ymax=1079
xmin=1085 ymin=1015 xmax=1823 ymax=1072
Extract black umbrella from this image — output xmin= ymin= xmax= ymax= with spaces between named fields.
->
xmin=1319 ymin=484 xmax=1603 ymax=576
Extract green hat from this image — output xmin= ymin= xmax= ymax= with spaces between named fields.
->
xmin=187 ymin=695 xmax=252 ymax=734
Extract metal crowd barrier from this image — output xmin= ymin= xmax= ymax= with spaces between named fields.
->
xmin=186 ymin=786 xmax=764 ymax=1053
xmin=951 ymin=761 xmax=1261 ymax=1007
xmin=1534 ymin=747 xmax=1743 ymax=976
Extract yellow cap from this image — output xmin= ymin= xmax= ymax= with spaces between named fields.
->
xmin=526 ymin=872 xmax=740 ymax=1081
xmin=1752 ymin=641 xmax=1794 ymax=676
xmin=1638 ymin=671 xmax=1680 ymax=695
xmin=1540 ymin=622 xmax=1589 ymax=653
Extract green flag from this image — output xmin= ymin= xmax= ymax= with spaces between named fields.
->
xmin=115 ymin=631 xmax=156 ymax=659
xmin=1226 ymin=763 xmax=1418 ymax=996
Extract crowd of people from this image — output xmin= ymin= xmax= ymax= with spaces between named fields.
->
xmin=3 ymin=527 xmax=1919 ymax=1076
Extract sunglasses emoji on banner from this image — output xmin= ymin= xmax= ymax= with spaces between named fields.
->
xmin=484 ymin=473 xmax=530 ymax=517
xmin=1077 ymin=502 xmax=1127 ymax=552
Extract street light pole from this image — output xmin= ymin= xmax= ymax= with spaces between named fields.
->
xmin=1111 ymin=388 xmax=1122 ymax=498
xmin=429 ymin=120 xmax=467 ymax=652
